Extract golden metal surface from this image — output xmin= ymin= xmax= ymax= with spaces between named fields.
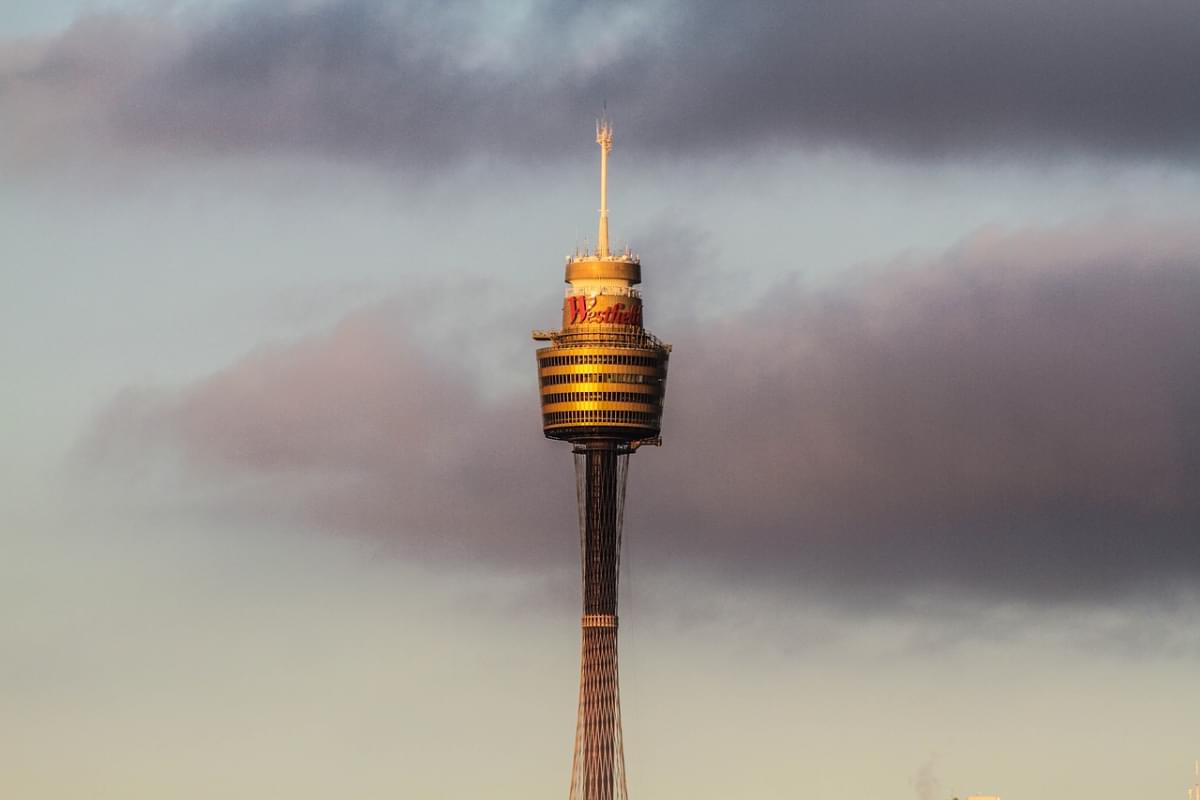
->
xmin=536 ymin=339 xmax=669 ymax=442
xmin=564 ymin=257 xmax=642 ymax=285
xmin=541 ymin=387 xmax=659 ymax=398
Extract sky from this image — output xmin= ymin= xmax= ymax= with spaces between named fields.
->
xmin=3 ymin=1 xmax=1200 ymax=797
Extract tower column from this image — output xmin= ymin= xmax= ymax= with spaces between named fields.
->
xmin=570 ymin=443 xmax=629 ymax=800
xmin=532 ymin=119 xmax=670 ymax=800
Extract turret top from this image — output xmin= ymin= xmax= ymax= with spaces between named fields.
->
xmin=566 ymin=116 xmax=641 ymax=285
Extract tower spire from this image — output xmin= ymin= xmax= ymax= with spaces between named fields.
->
xmin=596 ymin=116 xmax=613 ymax=258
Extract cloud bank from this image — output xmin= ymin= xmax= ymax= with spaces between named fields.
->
xmin=4 ymin=0 xmax=1200 ymax=167
xmin=81 ymin=219 xmax=1200 ymax=607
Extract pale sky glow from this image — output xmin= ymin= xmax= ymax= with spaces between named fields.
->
xmin=4 ymin=2 xmax=1200 ymax=798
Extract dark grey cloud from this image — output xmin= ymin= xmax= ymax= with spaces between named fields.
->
xmin=79 ymin=218 xmax=1200 ymax=608
xmin=4 ymin=0 xmax=1200 ymax=166
xmin=640 ymin=220 xmax=1200 ymax=606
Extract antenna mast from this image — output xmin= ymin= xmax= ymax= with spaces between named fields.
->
xmin=596 ymin=116 xmax=613 ymax=258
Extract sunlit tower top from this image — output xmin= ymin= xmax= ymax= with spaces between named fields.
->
xmin=533 ymin=117 xmax=669 ymax=444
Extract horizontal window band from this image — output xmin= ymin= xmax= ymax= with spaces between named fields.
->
xmin=537 ymin=353 xmax=666 ymax=368
xmin=541 ymin=385 xmax=659 ymax=395
xmin=542 ymin=402 xmax=662 ymax=413
xmin=539 ymin=372 xmax=665 ymax=386
xmin=541 ymin=392 xmax=661 ymax=405
xmin=543 ymin=411 xmax=661 ymax=425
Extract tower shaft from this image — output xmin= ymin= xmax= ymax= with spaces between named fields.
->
xmin=569 ymin=444 xmax=629 ymax=800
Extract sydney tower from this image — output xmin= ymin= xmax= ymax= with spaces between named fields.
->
xmin=532 ymin=120 xmax=671 ymax=800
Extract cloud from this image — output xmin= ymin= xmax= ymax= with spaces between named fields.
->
xmin=0 ymin=13 xmax=178 ymax=167
xmin=79 ymin=218 xmax=1200 ymax=607
xmin=78 ymin=293 xmax=574 ymax=569
xmin=4 ymin=0 xmax=1200 ymax=168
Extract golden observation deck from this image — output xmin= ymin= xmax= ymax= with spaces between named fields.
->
xmin=533 ymin=121 xmax=671 ymax=445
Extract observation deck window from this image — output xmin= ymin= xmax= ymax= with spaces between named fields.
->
xmin=543 ymin=409 xmax=660 ymax=426
xmin=539 ymin=353 xmax=661 ymax=368
xmin=542 ymin=391 xmax=662 ymax=405
xmin=540 ymin=372 xmax=661 ymax=387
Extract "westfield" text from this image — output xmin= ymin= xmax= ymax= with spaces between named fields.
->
xmin=565 ymin=296 xmax=643 ymax=326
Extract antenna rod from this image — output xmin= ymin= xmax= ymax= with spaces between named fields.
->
xmin=596 ymin=117 xmax=613 ymax=258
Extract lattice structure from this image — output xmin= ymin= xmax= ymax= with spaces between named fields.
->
xmin=569 ymin=445 xmax=630 ymax=800
xmin=532 ymin=120 xmax=670 ymax=800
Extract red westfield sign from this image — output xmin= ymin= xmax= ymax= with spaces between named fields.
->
xmin=564 ymin=295 xmax=643 ymax=327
